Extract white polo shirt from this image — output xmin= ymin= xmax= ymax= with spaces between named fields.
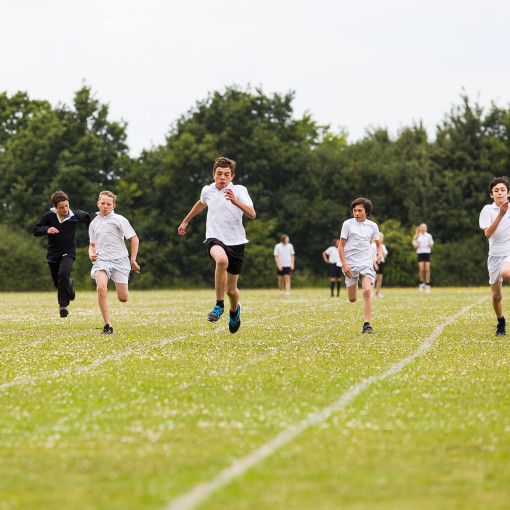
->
xmin=200 ymin=183 xmax=253 ymax=246
xmin=89 ymin=211 xmax=136 ymax=260
xmin=413 ymin=233 xmax=434 ymax=254
xmin=479 ymin=202 xmax=510 ymax=256
xmin=325 ymin=245 xmax=341 ymax=265
xmin=340 ymin=218 xmax=380 ymax=267
xmin=274 ymin=242 xmax=295 ymax=267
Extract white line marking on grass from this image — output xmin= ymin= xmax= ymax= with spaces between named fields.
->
xmin=0 ymin=332 xmax=191 ymax=390
xmin=0 ymin=303 xmax=339 ymax=390
xmin=164 ymin=297 xmax=488 ymax=510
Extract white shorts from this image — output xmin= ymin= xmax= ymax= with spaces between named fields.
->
xmin=488 ymin=255 xmax=510 ymax=285
xmin=343 ymin=265 xmax=376 ymax=288
xmin=91 ymin=257 xmax=131 ymax=284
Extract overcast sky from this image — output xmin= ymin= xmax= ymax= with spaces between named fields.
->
xmin=3 ymin=0 xmax=509 ymax=155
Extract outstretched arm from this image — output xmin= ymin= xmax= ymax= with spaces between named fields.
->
xmin=178 ymin=201 xmax=207 ymax=235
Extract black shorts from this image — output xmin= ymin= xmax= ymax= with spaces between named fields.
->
xmin=375 ymin=261 xmax=385 ymax=274
xmin=418 ymin=253 xmax=431 ymax=263
xmin=329 ymin=263 xmax=342 ymax=278
xmin=205 ymin=238 xmax=245 ymax=275
xmin=277 ymin=267 xmax=292 ymax=276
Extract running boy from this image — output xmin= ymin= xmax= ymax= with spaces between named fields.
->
xmin=479 ymin=176 xmax=510 ymax=336
xmin=274 ymin=234 xmax=295 ymax=297
xmin=178 ymin=157 xmax=256 ymax=333
xmin=322 ymin=238 xmax=342 ymax=297
xmin=33 ymin=190 xmax=91 ymax=317
xmin=338 ymin=197 xmax=383 ymax=334
xmin=89 ymin=191 xmax=140 ymax=334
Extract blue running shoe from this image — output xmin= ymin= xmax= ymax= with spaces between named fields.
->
xmin=229 ymin=304 xmax=241 ymax=334
xmin=207 ymin=305 xmax=224 ymax=323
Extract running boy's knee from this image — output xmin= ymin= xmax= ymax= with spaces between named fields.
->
xmin=362 ymin=287 xmax=372 ymax=299
xmin=118 ymin=295 xmax=129 ymax=303
xmin=348 ymin=295 xmax=357 ymax=303
xmin=216 ymin=257 xmax=228 ymax=270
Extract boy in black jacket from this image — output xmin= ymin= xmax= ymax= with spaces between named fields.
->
xmin=33 ymin=191 xmax=92 ymax=317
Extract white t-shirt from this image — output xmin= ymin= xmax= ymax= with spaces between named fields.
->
xmin=325 ymin=245 xmax=341 ymax=266
xmin=274 ymin=242 xmax=295 ymax=267
xmin=372 ymin=242 xmax=388 ymax=263
xmin=479 ymin=202 xmax=510 ymax=257
xmin=413 ymin=233 xmax=434 ymax=254
xmin=200 ymin=183 xmax=253 ymax=245
xmin=340 ymin=218 xmax=380 ymax=267
xmin=89 ymin=211 xmax=136 ymax=260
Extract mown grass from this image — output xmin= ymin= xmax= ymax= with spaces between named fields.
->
xmin=0 ymin=288 xmax=508 ymax=510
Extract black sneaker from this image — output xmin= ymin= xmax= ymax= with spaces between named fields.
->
xmin=496 ymin=321 xmax=506 ymax=336
xmin=59 ymin=306 xmax=69 ymax=318
xmin=207 ymin=305 xmax=224 ymax=323
xmin=69 ymin=278 xmax=75 ymax=301
xmin=229 ymin=304 xmax=241 ymax=334
xmin=362 ymin=322 xmax=374 ymax=334
xmin=101 ymin=324 xmax=114 ymax=335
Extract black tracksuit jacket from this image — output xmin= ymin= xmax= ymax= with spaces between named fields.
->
xmin=33 ymin=209 xmax=92 ymax=261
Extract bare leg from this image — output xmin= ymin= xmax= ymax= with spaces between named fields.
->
xmin=210 ymin=245 xmax=228 ymax=301
xmin=226 ymin=273 xmax=240 ymax=312
xmin=278 ymin=275 xmax=284 ymax=292
xmin=284 ymin=274 xmax=291 ymax=294
xmin=361 ymin=276 xmax=373 ymax=323
xmin=491 ymin=281 xmax=503 ymax=318
xmin=115 ymin=282 xmax=129 ymax=303
xmin=424 ymin=262 xmax=431 ymax=284
xmin=95 ymin=270 xmax=111 ymax=326
xmin=347 ymin=282 xmax=358 ymax=303
xmin=418 ymin=261 xmax=425 ymax=282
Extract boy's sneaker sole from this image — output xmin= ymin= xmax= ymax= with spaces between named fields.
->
xmin=362 ymin=324 xmax=374 ymax=334
xmin=229 ymin=304 xmax=241 ymax=334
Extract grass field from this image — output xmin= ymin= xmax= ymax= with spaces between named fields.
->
xmin=0 ymin=287 xmax=509 ymax=510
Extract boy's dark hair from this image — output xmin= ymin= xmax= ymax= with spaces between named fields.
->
xmin=213 ymin=157 xmax=236 ymax=173
xmin=350 ymin=197 xmax=373 ymax=217
xmin=331 ymin=238 xmax=338 ymax=246
xmin=489 ymin=176 xmax=510 ymax=195
xmin=280 ymin=234 xmax=289 ymax=243
xmin=51 ymin=190 xmax=69 ymax=207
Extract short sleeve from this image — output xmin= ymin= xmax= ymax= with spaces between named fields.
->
xmin=273 ymin=244 xmax=279 ymax=256
xmin=340 ymin=220 xmax=350 ymax=240
xmin=428 ymin=233 xmax=434 ymax=245
xmin=289 ymin=243 xmax=295 ymax=255
xmin=199 ymin=186 xmax=210 ymax=204
xmin=479 ymin=206 xmax=492 ymax=229
xmin=235 ymin=185 xmax=253 ymax=207
xmin=372 ymin=223 xmax=380 ymax=241
xmin=119 ymin=217 xmax=137 ymax=239
xmin=89 ymin=222 xmax=96 ymax=244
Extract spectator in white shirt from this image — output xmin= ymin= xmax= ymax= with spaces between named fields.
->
xmin=412 ymin=223 xmax=434 ymax=292
xmin=274 ymin=235 xmax=295 ymax=297
xmin=322 ymin=238 xmax=342 ymax=297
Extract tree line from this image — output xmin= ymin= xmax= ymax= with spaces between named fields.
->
xmin=1 ymin=86 xmax=509 ymax=291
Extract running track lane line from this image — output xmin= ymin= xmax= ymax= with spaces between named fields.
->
xmin=0 ymin=303 xmax=339 ymax=390
xmin=164 ymin=296 xmax=488 ymax=510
